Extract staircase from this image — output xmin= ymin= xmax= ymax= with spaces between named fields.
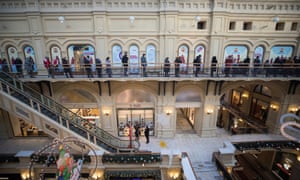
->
xmin=0 ymin=72 xmax=139 ymax=153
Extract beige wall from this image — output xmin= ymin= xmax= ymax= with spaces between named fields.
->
xmin=0 ymin=0 xmax=299 ymax=67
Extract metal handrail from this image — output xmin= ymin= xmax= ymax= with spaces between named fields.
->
xmin=0 ymin=71 xmax=138 ymax=152
xmin=2 ymin=62 xmax=300 ymax=79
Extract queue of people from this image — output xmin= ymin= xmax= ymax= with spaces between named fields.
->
xmin=1 ymin=54 xmax=300 ymax=78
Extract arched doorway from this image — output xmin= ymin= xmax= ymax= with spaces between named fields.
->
xmin=58 ymin=88 xmax=100 ymax=127
xmin=175 ymin=89 xmax=201 ymax=133
xmin=116 ymin=89 xmax=155 ymax=137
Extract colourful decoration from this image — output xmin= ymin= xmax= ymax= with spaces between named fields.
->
xmin=56 ymin=146 xmax=82 ymax=180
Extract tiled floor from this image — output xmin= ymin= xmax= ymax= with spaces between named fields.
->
xmin=0 ymin=130 xmax=286 ymax=179
xmin=0 ymin=130 xmax=287 ymax=180
xmin=139 ymin=128 xmax=287 ymax=180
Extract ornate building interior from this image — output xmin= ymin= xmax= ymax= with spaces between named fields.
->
xmin=0 ymin=0 xmax=299 ymax=179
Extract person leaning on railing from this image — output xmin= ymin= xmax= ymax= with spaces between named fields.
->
xmin=193 ymin=54 xmax=201 ymax=77
xmin=62 ymin=57 xmax=73 ymax=78
xmin=253 ymin=56 xmax=261 ymax=77
xmin=95 ymin=58 xmax=102 ymax=78
xmin=163 ymin=57 xmax=170 ymax=77
xmin=43 ymin=56 xmax=52 ymax=78
xmin=210 ymin=56 xmax=218 ymax=77
xmin=174 ymin=56 xmax=181 ymax=77
xmin=15 ymin=57 xmax=24 ymax=78
xmin=224 ymin=55 xmax=233 ymax=77
xmin=105 ymin=56 xmax=112 ymax=78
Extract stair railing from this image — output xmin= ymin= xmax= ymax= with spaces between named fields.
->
xmin=0 ymin=72 xmax=139 ymax=152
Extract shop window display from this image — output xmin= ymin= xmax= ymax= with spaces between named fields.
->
xmin=18 ymin=119 xmax=46 ymax=137
xmin=117 ymin=108 xmax=154 ymax=137
xmin=70 ymin=108 xmax=100 ymax=128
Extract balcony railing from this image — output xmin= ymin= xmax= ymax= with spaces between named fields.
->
xmin=0 ymin=72 xmax=139 ymax=152
xmin=2 ymin=62 xmax=300 ymax=79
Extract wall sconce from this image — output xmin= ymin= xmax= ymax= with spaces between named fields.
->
xmin=103 ymin=111 xmax=110 ymax=116
xmin=195 ymin=16 xmax=201 ymax=22
xmin=273 ymin=16 xmax=279 ymax=23
xmin=21 ymin=172 xmax=30 ymax=180
xmin=58 ymin=16 xmax=65 ymax=23
xmin=168 ymin=169 xmax=180 ymax=179
xmin=206 ymin=109 xmax=213 ymax=115
xmin=129 ymin=16 xmax=135 ymax=23
xmin=289 ymin=106 xmax=299 ymax=113
xmin=166 ymin=110 xmax=172 ymax=116
xmin=270 ymin=104 xmax=279 ymax=111
xmin=92 ymin=170 xmax=103 ymax=180
xmin=241 ymin=92 xmax=249 ymax=100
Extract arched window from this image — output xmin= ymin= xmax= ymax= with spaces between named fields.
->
xmin=67 ymin=45 xmax=95 ymax=66
xmin=112 ymin=44 xmax=122 ymax=66
xmin=129 ymin=45 xmax=139 ymax=74
xmin=194 ymin=45 xmax=205 ymax=69
xmin=146 ymin=44 xmax=156 ymax=66
xmin=269 ymin=46 xmax=293 ymax=61
xmin=23 ymin=45 xmax=36 ymax=62
xmin=50 ymin=46 xmax=62 ymax=64
xmin=194 ymin=45 xmax=205 ymax=61
xmin=178 ymin=45 xmax=189 ymax=64
xmin=253 ymin=46 xmax=264 ymax=62
xmin=7 ymin=46 xmax=18 ymax=65
xmin=224 ymin=45 xmax=248 ymax=64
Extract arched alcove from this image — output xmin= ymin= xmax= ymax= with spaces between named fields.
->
xmin=59 ymin=88 xmax=99 ymax=126
xmin=116 ymin=89 xmax=155 ymax=137
xmin=175 ymin=89 xmax=202 ymax=133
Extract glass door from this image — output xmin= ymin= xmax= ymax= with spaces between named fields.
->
xmin=117 ymin=108 xmax=154 ymax=137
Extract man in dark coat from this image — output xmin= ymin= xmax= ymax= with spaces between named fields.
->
xmin=144 ymin=126 xmax=150 ymax=144
xmin=122 ymin=52 xmax=129 ymax=76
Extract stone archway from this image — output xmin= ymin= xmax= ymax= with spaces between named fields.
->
xmin=175 ymin=89 xmax=201 ymax=134
xmin=115 ymin=89 xmax=156 ymax=137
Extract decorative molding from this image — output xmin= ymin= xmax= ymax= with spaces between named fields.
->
xmin=0 ymin=0 xmax=299 ymax=14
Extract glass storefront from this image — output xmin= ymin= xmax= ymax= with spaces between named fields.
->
xmin=70 ymin=108 xmax=100 ymax=128
xmin=117 ymin=108 xmax=154 ymax=137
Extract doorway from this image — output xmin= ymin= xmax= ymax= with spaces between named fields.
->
xmin=176 ymin=108 xmax=195 ymax=134
xmin=116 ymin=108 xmax=154 ymax=137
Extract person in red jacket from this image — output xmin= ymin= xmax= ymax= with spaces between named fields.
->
xmin=43 ymin=56 xmax=51 ymax=77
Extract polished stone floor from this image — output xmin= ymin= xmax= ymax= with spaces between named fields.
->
xmin=139 ymin=114 xmax=287 ymax=180
xmin=0 ymin=119 xmax=287 ymax=180
xmin=139 ymin=128 xmax=286 ymax=180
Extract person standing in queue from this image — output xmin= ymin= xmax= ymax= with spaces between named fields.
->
xmin=193 ymin=54 xmax=201 ymax=77
xmin=105 ymin=56 xmax=112 ymax=78
xmin=134 ymin=125 xmax=140 ymax=141
xmin=43 ymin=56 xmax=52 ymax=78
xmin=211 ymin=56 xmax=218 ymax=77
xmin=85 ymin=56 xmax=93 ymax=78
xmin=122 ymin=52 xmax=129 ymax=76
xmin=62 ymin=57 xmax=73 ymax=78
xmin=15 ymin=57 xmax=23 ymax=78
xmin=144 ymin=126 xmax=150 ymax=144
xmin=95 ymin=58 xmax=102 ymax=78
xmin=163 ymin=57 xmax=170 ymax=77
xmin=174 ymin=56 xmax=181 ymax=77
xmin=141 ymin=53 xmax=147 ymax=77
